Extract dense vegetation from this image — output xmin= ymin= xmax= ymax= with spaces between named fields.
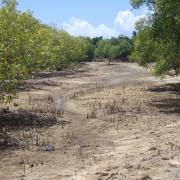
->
xmin=130 ymin=0 xmax=180 ymax=76
xmin=94 ymin=36 xmax=133 ymax=62
xmin=0 ymin=0 xmax=133 ymax=102
xmin=0 ymin=0 xmax=179 ymax=102
xmin=0 ymin=0 xmax=94 ymax=101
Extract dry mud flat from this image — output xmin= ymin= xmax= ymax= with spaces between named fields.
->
xmin=0 ymin=62 xmax=180 ymax=180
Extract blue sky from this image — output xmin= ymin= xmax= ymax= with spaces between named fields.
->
xmin=17 ymin=0 xmax=147 ymax=38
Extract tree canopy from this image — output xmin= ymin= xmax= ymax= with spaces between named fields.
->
xmin=0 ymin=0 xmax=95 ymax=102
xmin=130 ymin=0 xmax=180 ymax=76
xmin=95 ymin=36 xmax=133 ymax=61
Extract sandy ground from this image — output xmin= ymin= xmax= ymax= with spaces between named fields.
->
xmin=0 ymin=62 xmax=180 ymax=180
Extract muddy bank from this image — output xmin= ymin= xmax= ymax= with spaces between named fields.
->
xmin=0 ymin=62 xmax=179 ymax=180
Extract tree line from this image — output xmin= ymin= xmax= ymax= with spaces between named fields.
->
xmin=0 ymin=0 xmax=179 ymax=101
xmin=130 ymin=0 xmax=180 ymax=76
xmin=0 ymin=0 xmax=95 ymax=101
xmin=0 ymin=0 xmax=133 ymax=101
xmin=93 ymin=36 xmax=133 ymax=62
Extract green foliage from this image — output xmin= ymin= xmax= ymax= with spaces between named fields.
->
xmin=130 ymin=0 xmax=180 ymax=76
xmin=130 ymin=0 xmax=155 ymax=9
xmin=0 ymin=0 xmax=40 ymax=101
xmin=0 ymin=0 xmax=94 ymax=102
xmin=95 ymin=36 xmax=133 ymax=61
xmin=130 ymin=18 xmax=157 ymax=66
xmin=91 ymin=36 xmax=103 ymax=47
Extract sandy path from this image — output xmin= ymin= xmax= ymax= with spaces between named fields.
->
xmin=0 ymin=62 xmax=180 ymax=180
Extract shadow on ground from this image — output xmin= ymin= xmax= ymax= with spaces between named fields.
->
xmin=148 ymin=83 xmax=180 ymax=115
xmin=16 ymin=80 xmax=59 ymax=92
xmin=34 ymin=70 xmax=76 ymax=79
xmin=0 ymin=108 xmax=58 ymax=151
xmin=0 ymin=109 xmax=57 ymax=129
xmin=33 ymin=62 xmax=89 ymax=79
xmin=0 ymin=132 xmax=19 ymax=151
xmin=16 ymin=68 xmax=95 ymax=92
xmin=148 ymin=83 xmax=180 ymax=94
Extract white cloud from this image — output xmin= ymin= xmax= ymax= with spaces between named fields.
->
xmin=62 ymin=17 xmax=118 ymax=38
xmin=114 ymin=10 xmax=146 ymax=32
xmin=62 ymin=10 xmax=146 ymax=38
